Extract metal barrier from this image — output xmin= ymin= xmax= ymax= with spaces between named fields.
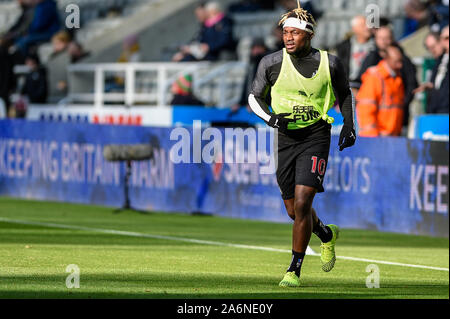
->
xmin=67 ymin=61 xmax=248 ymax=108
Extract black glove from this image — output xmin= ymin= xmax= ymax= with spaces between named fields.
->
xmin=339 ymin=125 xmax=356 ymax=151
xmin=268 ymin=113 xmax=295 ymax=133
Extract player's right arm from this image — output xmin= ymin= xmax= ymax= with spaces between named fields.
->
xmin=248 ymin=55 xmax=273 ymax=123
xmin=248 ymin=53 xmax=293 ymax=131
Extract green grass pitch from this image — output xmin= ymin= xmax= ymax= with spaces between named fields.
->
xmin=0 ymin=197 xmax=448 ymax=299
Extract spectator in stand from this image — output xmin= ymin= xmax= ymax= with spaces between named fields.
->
xmin=170 ymin=74 xmax=204 ymax=106
xmin=0 ymin=0 xmax=35 ymax=50
xmin=357 ymin=45 xmax=405 ymax=137
xmin=193 ymin=2 xmax=208 ymax=40
xmin=118 ymin=34 xmax=141 ymax=64
xmin=172 ymin=1 xmax=208 ymax=62
xmin=67 ymin=41 xmax=90 ymax=64
xmin=428 ymin=0 xmax=449 ymax=33
xmin=403 ymin=0 xmax=429 ymax=38
xmin=424 ymin=31 xmax=445 ymax=59
xmin=202 ymin=2 xmax=236 ymax=60
xmin=0 ymin=46 xmax=16 ymax=117
xmin=14 ymin=0 xmax=61 ymax=58
xmin=173 ymin=1 xmax=235 ymax=62
xmin=105 ymin=34 xmax=141 ymax=93
xmin=47 ymin=31 xmax=71 ymax=102
xmin=356 ymin=24 xmax=418 ymax=129
xmin=21 ymin=53 xmax=47 ymax=103
xmin=414 ymin=25 xmax=449 ymax=113
xmin=335 ymin=15 xmax=375 ymax=91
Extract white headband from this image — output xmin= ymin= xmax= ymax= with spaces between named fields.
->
xmin=283 ymin=17 xmax=314 ymax=33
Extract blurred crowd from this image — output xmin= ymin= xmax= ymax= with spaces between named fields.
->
xmin=334 ymin=0 xmax=449 ymax=137
xmin=0 ymin=0 xmax=90 ymax=115
xmin=0 ymin=0 xmax=449 ymax=138
xmin=169 ymin=0 xmax=448 ymax=138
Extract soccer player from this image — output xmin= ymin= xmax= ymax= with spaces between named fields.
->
xmin=248 ymin=4 xmax=356 ymax=287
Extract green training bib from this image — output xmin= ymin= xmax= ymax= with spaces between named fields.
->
xmin=271 ymin=48 xmax=336 ymax=129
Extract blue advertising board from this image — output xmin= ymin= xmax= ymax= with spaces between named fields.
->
xmin=0 ymin=120 xmax=448 ymax=237
xmin=171 ymin=106 xmax=344 ymax=128
xmin=414 ymin=114 xmax=449 ymax=141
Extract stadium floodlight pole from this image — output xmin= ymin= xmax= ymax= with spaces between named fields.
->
xmin=103 ymin=144 xmax=154 ymax=213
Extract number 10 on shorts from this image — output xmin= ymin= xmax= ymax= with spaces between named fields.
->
xmin=311 ymin=156 xmax=326 ymax=175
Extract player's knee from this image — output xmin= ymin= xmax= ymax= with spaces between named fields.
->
xmin=294 ymin=197 xmax=312 ymax=219
xmin=287 ymin=209 xmax=295 ymax=220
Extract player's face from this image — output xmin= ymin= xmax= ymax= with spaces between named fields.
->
xmin=375 ymin=27 xmax=393 ymax=50
xmin=425 ymin=36 xmax=443 ymax=59
xmin=385 ymin=48 xmax=403 ymax=74
xmin=283 ymin=27 xmax=311 ymax=54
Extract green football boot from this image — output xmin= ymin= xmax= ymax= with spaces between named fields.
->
xmin=279 ymin=271 xmax=300 ymax=287
xmin=320 ymin=224 xmax=340 ymax=272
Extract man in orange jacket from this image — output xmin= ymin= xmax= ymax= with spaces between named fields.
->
xmin=356 ymin=45 xmax=405 ymax=137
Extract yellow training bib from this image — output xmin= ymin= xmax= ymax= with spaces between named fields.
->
xmin=271 ymin=49 xmax=336 ymax=129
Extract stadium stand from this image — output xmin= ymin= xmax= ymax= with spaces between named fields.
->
xmin=62 ymin=0 xmax=407 ymax=106
xmin=0 ymin=0 xmax=448 ymax=138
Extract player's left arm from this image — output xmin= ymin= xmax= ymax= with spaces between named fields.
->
xmin=328 ymin=53 xmax=356 ymax=151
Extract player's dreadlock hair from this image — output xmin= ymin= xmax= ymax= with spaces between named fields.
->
xmin=278 ymin=0 xmax=317 ymax=28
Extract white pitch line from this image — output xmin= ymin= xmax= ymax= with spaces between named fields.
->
xmin=0 ymin=217 xmax=448 ymax=272
xmin=336 ymin=255 xmax=449 ymax=271
xmin=0 ymin=217 xmax=304 ymax=254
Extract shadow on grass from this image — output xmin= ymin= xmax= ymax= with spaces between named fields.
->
xmin=0 ymin=272 xmax=448 ymax=299
xmin=0 ymin=223 xmax=214 ymax=247
xmin=1 ymin=222 xmax=448 ymax=251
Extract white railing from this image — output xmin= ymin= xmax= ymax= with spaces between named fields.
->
xmin=67 ymin=61 xmax=248 ymax=108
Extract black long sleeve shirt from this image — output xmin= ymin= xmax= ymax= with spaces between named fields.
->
xmin=248 ymin=48 xmax=354 ymax=129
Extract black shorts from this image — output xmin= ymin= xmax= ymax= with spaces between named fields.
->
xmin=276 ymin=120 xmax=331 ymax=200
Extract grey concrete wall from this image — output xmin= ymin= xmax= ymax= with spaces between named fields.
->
xmin=84 ymin=0 xmax=237 ymax=63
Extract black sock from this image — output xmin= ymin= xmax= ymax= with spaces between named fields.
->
xmin=287 ymin=250 xmax=305 ymax=277
xmin=313 ymin=218 xmax=333 ymax=243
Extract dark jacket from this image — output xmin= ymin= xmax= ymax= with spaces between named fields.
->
xmin=335 ymin=38 xmax=352 ymax=80
xmin=427 ymin=54 xmax=449 ymax=114
xmin=21 ymin=67 xmax=48 ymax=103
xmin=0 ymin=47 xmax=15 ymax=110
xmin=28 ymin=0 xmax=60 ymax=36
xmin=356 ymin=47 xmax=418 ymax=125
xmin=335 ymin=37 xmax=375 ymax=88
xmin=200 ymin=15 xmax=235 ymax=61
xmin=5 ymin=4 xmax=35 ymax=41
